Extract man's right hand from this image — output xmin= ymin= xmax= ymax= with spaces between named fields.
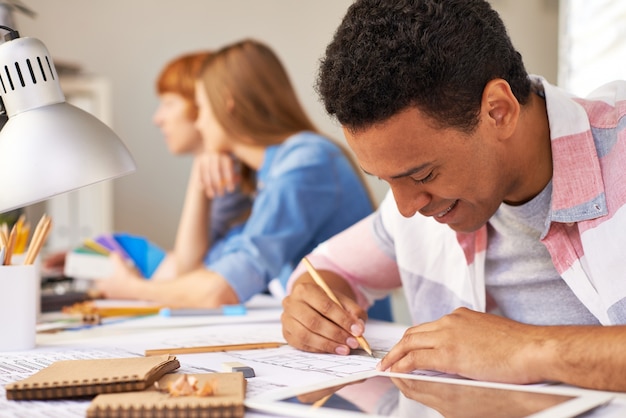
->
xmin=281 ymin=271 xmax=368 ymax=355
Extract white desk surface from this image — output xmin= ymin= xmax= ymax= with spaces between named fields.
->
xmin=2 ymin=299 xmax=625 ymax=417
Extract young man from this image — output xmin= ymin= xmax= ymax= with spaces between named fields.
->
xmin=281 ymin=0 xmax=626 ymax=392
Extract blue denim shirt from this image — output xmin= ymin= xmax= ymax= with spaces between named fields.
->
xmin=204 ymin=131 xmax=373 ymax=302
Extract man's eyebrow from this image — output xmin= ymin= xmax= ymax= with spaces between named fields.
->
xmin=361 ymin=164 xmax=431 ymax=179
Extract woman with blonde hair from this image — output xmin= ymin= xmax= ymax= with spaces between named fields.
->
xmin=97 ymin=39 xmax=374 ymax=308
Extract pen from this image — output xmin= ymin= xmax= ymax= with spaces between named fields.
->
xmin=145 ymin=341 xmax=285 ymax=356
xmin=302 ymin=257 xmax=373 ymax=356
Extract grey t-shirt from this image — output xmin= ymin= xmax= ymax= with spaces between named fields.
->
xmin=485 ymin=181 xmax=599 ymax=325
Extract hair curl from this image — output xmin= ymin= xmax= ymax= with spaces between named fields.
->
xmin=317 ymin=0 xmax=531 ymax=133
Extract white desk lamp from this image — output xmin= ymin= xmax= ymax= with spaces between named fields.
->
xmin=0 ymin=25 xmax=136 ymax=213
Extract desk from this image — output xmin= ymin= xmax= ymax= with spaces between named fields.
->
xmin=1 ymin=304 xmax=626 ymax=417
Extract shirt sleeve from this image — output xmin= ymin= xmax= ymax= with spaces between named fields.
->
xmin=287 ymin=197 xmax=402 ymax=309
xmin=207 ymin=153 xmax=348 ymax=302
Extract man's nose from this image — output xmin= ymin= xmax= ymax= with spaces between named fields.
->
xmin=390 ymin=183 xmax=430 ymax=218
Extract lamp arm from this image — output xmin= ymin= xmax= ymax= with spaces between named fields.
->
xmin=0 ymin=24 xmax=19 ymax=40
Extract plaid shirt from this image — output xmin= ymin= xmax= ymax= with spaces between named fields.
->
xmin=289 ymin=77 xmax=626 ymax=325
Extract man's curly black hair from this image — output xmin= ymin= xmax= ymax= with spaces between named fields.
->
xmin=317 ymin=0 xmax=531 ymax=133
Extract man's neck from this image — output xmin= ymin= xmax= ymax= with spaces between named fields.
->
xmin=503 ymin=91 xmax=552 ymax=206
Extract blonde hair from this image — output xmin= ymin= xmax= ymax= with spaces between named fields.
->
xmin=198 ymin=39 xmax=318 ymax=145
xmin=156 ymin=50 xmax=212 ymax=120
xmin=199 ymin=39 xmax=374 ymax=206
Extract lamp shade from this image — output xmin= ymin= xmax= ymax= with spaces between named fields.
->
xmin=0 ymin=35 xmax=136 ymax=213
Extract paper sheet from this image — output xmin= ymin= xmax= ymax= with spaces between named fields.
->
xmin=4 ymin=317 xmax=626 ymax=417
xmin=3 ymin=319 xmax=406 ymax=416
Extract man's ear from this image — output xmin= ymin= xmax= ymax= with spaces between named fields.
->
xmin=481 ymin=78 xmax=519 ymax=138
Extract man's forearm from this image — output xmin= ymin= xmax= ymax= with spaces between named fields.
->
xmin=533 ymin=324 xmax=626 ymax=392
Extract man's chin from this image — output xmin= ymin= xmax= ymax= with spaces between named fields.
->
xmin=445 ymin=219 xmax=487 ymax=234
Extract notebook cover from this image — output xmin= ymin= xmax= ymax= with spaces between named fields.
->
xmin=86 ymin=372 xmax=245 ymax=418
xmin=95 ymin=234 xmax=132 ymax=261
xmin=5 ymin=355 xmax=179 ymax=400
xmin=113 ymin=233 xmax=166 ymax=278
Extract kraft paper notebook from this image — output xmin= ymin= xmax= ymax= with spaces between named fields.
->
xmin=5 ymin=355 xmax=179 ymax=400
xmin=86 ymin=372 xmax=246 ymax=418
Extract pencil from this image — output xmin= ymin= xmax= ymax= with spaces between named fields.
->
xmin=62 ymin=302 xmax=164 ymax=318
xmin=0 ymin=223 xmax=8 ymax=247
xmin=93 ymin=306 xmax=163 ymax=318
xmin=14 ymin=221 xmax=30 ymax=254
xmin=312 ymin=393 xmax=333 ymax=409
xmin=24 ymin=214 xmax=52 ymax=265
xmin=302 ymin=257 xmax=373 ymax=356
xmin=4 ymin=222 xmax=17 ymax=265
xmin=144 ymin=342 xmax=285 ymax=356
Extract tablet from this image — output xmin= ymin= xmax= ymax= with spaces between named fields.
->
xmin=246 ymin=371 xmax=613 ymax=418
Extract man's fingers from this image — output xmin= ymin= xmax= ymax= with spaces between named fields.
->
xmin=295 ymin=282 xmax=367 ymax=340
xmin=282 ymin=282 xmax=366 ymax=354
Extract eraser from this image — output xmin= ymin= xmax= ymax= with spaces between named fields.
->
xmin=222 ymin=361 xmax=255 ymax=378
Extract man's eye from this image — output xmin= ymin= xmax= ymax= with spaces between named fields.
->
xmin=412 ymin=171 xmax=434 ymax=184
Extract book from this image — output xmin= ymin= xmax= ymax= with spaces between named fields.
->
xmin=86 ymin=372 xmax=246 ymax=418
xmin=5 ymin=355 xmax=179 ymax=400
xmin=63 ymin=233 xmax=166 ymax=279
xmin=64 ymin=247 xmax=116 ymax=279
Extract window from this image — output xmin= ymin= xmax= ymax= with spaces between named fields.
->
xmin=558 ymin=0 xmax=626 ymax=95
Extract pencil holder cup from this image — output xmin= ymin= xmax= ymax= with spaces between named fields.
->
xmin=0 ymin=264 xmax=38 ymax=351
xmin=9 ymin=253 xmax=42 ymax=319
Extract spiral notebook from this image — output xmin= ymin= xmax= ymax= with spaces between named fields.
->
xmin=5 ymin=355 xmax=179 ymax=400
xmin=86 ymin=372 xmax=246 ymax=418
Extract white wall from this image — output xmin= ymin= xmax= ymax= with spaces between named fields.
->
xmin=14 ymin=0 xmax=558 ymax=250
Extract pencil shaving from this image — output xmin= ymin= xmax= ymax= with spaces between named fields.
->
xmin=155 ymin=374 xmax=218 ymax=397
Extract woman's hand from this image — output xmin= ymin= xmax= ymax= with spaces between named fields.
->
xmin=94 ymin=252 xmax=145 ymax=300
xmin=194 ymin=152 xmax=241 ymax=198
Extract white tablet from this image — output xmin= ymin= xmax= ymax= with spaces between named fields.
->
xmin=246 ymin=370 xmax=613 ymax=418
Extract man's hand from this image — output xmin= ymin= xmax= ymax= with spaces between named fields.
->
xmin=377 ymin=307 xmax=544 ymax=384
xmin=281 ymin=271 xmax=369 ymax=356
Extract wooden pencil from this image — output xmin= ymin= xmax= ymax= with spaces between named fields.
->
xmin=24 ymin=214 xmax=52 ymax=265
xmin=0 ymin=223 xmax=8 ymax=247
xmin=14 ymin=221 xmax=30 ymax=254
xmin=4 ymin=222 xmax=17 ymax=265
xmin=302 ymin=257 xmax=373 ymax=356
xmin=312 ymin=393 xmax=333 ymax=408
xmin=145 ymin=342 xmax=285 ymax=356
